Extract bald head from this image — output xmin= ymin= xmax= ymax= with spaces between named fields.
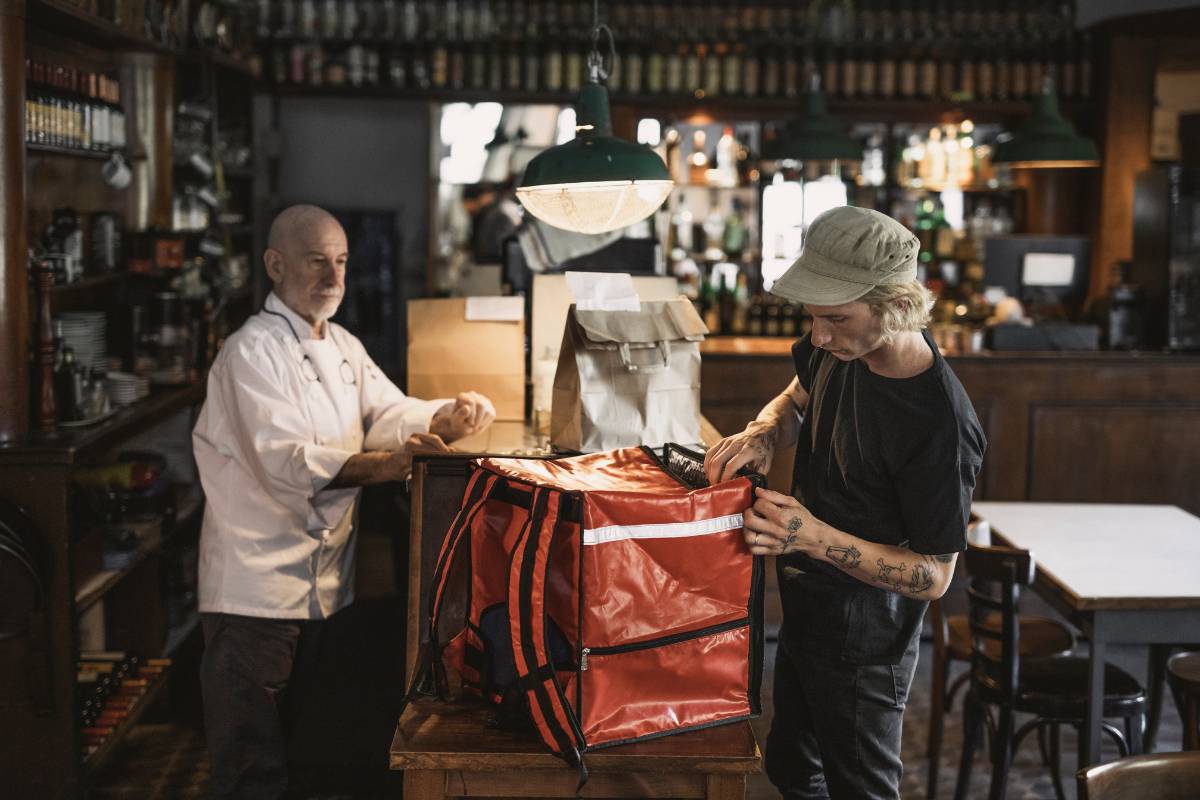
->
xmin=264 ymin=205 xmax=348 ymax=336
xmin=268 ymin=204 xmax=343 ymax=256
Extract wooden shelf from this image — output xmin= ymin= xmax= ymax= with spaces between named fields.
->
xmin=49 ymin=272 xmax=125 ymax=293
xmin=27 ymin=0 xmax=169 ymax=53
xmin=83 ymin=666 xmax=172 ymax=778
xmin=0 ymin=382 xmax=206 ymax=466
xmin=267 ymin=83 xmax=1095 ymax=124
xmin=27 ymin=143 xmax=128 ymax=160
xmin=176 ymin=46 xmax=260 ymax=79
xmin=75 ymin=530 xmax=162 ymax=614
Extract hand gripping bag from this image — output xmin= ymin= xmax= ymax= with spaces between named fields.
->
xmin=408 ymin=444 xmax=765 ymax=769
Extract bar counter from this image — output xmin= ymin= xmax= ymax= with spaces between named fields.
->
xmin=699 ymin=337 xmax=1200 ymax=516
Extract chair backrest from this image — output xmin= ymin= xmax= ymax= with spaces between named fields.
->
xmin=1077 ymin=751 xmax=1200 ymax=800
xmin=1167 ymin=651 xmax=1200 ymax=751
xmin=962 ymin=543 xmax=1036 ymax=703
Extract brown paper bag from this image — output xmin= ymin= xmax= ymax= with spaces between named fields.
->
xmin=407 ymin=298 xmax=525 ymax=421
xmin=551 ymin=298 xmax=707 ymax=452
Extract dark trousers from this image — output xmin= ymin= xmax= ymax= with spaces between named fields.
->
xmin=765 ymin=635 xmax=920 ymax=800
xmin=200 ymin=612 xmax=327 ymax=800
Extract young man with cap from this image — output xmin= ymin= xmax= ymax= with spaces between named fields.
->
xmin=705 ymin=206 xmax=986 ymax=799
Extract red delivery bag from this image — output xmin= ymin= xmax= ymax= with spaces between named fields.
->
xmin=409 ymin=444 xmax=765 ymax=766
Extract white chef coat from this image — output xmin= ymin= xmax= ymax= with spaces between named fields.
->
xmin=193 ymin=292 xmax=447 ymax=619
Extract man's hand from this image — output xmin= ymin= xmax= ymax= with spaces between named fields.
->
xmin=704 ymin=421 xmax=778 ymax=485
xmin=743 ymin=488 xmax=823 ymax=556
xmin=329 ymin=433 xmax=451 ymax=488
xmin=430 ymin=392 xmax=496 ymax=443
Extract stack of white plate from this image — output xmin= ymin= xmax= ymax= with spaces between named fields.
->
xmin=57 ymin=312 xmax=108 ymax=372
xmin=105 ymin=372 xmax=150 ymax=406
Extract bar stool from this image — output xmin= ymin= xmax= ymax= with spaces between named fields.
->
xmin=1077 ymin=751 xmax=1200 ymax=799
xmin=1167 ymin=651 xmax=1200 ymax=751
xmin=926 ymin=598 xmax=1075 ymax=798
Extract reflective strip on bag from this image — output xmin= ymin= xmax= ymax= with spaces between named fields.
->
xmin=582 ymin=513 xmax=744 ymax=546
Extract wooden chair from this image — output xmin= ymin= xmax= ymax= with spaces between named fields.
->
xmin=1167 ymin=651 xmax=1200 ymax=751
xmin=953 ymin=544 xmax=1147 ymax=800
xmin=1077 ymin=751 xmax=1200 ymax=800
xmin=927 ymin=597 xmax=1075 ymax=798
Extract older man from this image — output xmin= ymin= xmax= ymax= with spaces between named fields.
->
xmin=193 ymin=204 xmax=495 ymax=798
xmin=705 ymin=207 xmax=985 ymax=800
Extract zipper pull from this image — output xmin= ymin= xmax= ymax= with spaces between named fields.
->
xmin=580 ymin=648 xmax=589 ymax=671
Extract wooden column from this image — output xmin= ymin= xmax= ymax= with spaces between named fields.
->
xmin=0 ymin=0 xmax=27 ymax=441
xmin=1090 ymin=34 xmax=1157 ymax=301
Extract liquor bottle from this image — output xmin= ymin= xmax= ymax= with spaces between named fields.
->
xmin=646 ymin=37 xmax=666 ymax=94
xmin=897 ymin=2 xmax=917 ymax=99
xmin=1058 ymin=33 xmax=1078 ymax=99
xmin=702 ymin=42 xmax=722 ymax=98
xmin=729 ymin=272 xmax=750 ymax=336
xmin=108 ymin=74 xmax=126 ymax=151
xmin=840 ymin=43 xmax=860 ymax=100
xmin=541 ymin=6 xmax=563 ymax=93
xmin=762 ymin=43 xmax=781 ymax=99
xmin=822 ymin=45 xmax=839 ymax=99
xmin=722 ymin=197 xmax=749 ymax=260
xmin=684 ymin=40 xmax=702 ymax=96
xmin=1078 ymin=32 xmax=1092 ymax=98
xmin=783 ymin=42 xmax=801 ymax=100
xmin=723 ymin=41 xmax=741 ymax=97
xmin=624 ymin=38 xmax=645 ymax=96
xmin=740 ymin=40 xmax=759 ymax=98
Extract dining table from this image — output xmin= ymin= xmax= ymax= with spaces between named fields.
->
xmin=970 ymin=502 xmax=1200 ymax=766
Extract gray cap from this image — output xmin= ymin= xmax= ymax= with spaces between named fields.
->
xmin=771 ymin=206 xmax=920 ymax=306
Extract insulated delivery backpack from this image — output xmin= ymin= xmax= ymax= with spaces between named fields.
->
xmin=410 ymin=444 xmax=766 ymax=767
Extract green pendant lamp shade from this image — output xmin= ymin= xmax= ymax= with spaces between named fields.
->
xmin=516 ymin=13 xmax=673 ymax=234
xmin=764 ymin=75 xmax=862 ymax=163
xmin=993 ymin=78 xmax=1100 ymax=169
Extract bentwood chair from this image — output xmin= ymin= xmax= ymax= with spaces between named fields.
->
xmin=953 ymin=544 xmax=1146 ymax=800
xmin=1167 ymin=650 xmax=1200 ymax=751
xmin=926 ymin=596 xmax=1075 ymax=798
xmin=1077 ymin=751 xmax=1200 ymax=800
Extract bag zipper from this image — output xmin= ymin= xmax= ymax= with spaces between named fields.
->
xmin=580 ymin=616 xmax=750 ymax=670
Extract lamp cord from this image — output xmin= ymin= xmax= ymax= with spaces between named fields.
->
xmin=587 ymin=0 xmax=614 ymax=83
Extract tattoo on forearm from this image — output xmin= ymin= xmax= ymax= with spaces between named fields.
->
xmin=825 ymin=544 xmax=862 ymax=570
xmin=875 ymin=559 xmax=907 ymax=589
xmin=909 ymin=563 xmax=934 ymax=594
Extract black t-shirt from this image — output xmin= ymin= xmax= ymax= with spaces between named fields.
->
xmin=779 ymin=330 xmax=986 ymax=665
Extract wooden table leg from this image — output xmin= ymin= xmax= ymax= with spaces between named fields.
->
xmin=705 ymin=773 xmax=746 ymax=800
xmin=404 ymin=768 xmax=447 ymax=799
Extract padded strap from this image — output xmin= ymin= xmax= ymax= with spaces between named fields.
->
xmin=428 ymin=469 xmax=500 ymax=643
xmin=507 ymin=487 xmax=586 ymax=762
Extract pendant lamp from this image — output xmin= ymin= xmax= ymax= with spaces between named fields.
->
xmin=993 ymin=77 xmax=1100 ymax=169
xmin=763 ymin=75 xmax=862 ymax=164
xmin=515 ymin=1 xmax=673 ymax=234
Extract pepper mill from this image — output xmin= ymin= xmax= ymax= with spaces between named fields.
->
xmin=34 ymin=258 xmax=57 ymax=433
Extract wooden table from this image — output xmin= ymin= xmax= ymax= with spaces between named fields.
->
xmin=971 ymin=502 xmax=1200 ymax=766
xmin=390 ymin=699 xmax=761 ymax=799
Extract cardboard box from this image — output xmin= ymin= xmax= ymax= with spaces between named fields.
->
xmin=407 ymin=297 xmax=525 ymax=421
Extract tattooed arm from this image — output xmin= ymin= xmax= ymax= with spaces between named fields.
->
xmin=743 ymin=488 xmax=958 ymax=599
xmin=704 ymin=377 xmax=809 ymax=484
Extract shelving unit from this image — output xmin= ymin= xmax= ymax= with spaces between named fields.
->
xmin=0 ymin=0 xmax=259 ymax=794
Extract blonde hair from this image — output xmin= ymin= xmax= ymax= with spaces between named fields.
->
xmin=858 ymin=279 xmax=935 ymax=342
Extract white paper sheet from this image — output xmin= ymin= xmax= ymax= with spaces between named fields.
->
xmin=565 ymin=271 xmax=641 ymax=312
xmin=464 ymin=296 xmax=525 ymax=322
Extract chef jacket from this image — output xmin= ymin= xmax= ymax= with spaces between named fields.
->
xmin=193 ymin=292 xmax=447 ymax=619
